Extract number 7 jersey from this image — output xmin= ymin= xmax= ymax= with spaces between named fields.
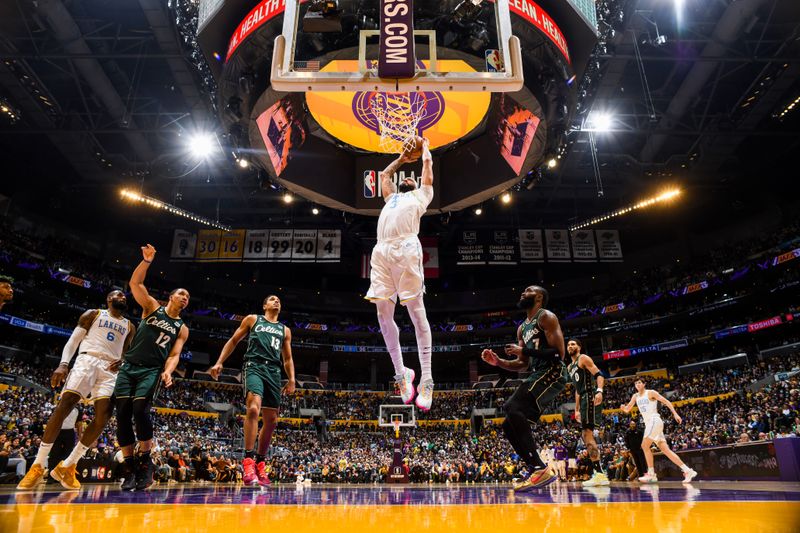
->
xmin=124 ymin=306 xmax=185 ymax=368
xmin=245 ymin=315 xmax=285 ymax=367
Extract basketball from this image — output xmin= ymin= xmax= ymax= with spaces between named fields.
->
xmin=402 ymin=136 xmax=425 ymax=161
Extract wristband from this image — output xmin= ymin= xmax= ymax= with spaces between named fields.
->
xmin=596 ymin=389 xmax=603 ymax=394
xmin=142 ymin=259 xmax=152 ymax=264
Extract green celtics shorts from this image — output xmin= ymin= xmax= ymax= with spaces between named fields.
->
xmin=509 ymin=364 xmax=567 ymax=422
xmin=113 ymin=362 xmax=161 ymax=400
xmin=579 ymin=395 xmax=603 ymax=430
xmin=243 ymin=362 xmax=282 ymax=409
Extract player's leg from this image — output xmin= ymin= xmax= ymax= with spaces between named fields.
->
xmin=16 ymin=390 xmax=81 ymax=489
xmin=655 ymin=440 xmax=697 ymax=482
xmin=130 ymin=367 xmax=160 ymax=490
xmin=502 ymin=384 xmax=548 ymax=484
xmin=638 ymin=436 xmax=657 ymax=483
xmin=254 ymin=367 xmax=280 ymax=486
xmin=243 ymin=365 xmax=264 ymax=486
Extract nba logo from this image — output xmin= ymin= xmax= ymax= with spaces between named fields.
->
xmin=485 ymin=50 xmax=503 ymax=72
xmin=364 ymin=170 xmax=377 ymax=198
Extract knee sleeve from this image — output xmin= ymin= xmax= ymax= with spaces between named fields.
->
xmin=116 ymin=397 xmax=135 ymax=447
xmin=132 ymin=398 xmax=154 ymax=442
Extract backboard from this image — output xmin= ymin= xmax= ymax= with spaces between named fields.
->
xmin=271 ymin=0 xmax=523 ymax=92
xmin=378 ymin=404 xmax=417 ymax=427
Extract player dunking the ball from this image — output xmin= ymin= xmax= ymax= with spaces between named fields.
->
xmin=366 ymin=137 xmax=435 ymax=411
xmin=567 ymin=338 xmax=609 ymax=487
xmin=210 ymin=295 xmax=295 ymax=487
xmin=482 ymin=285 xmax=567 ymax=491
xmin=620 ymin=379 xmax=698 ymax=483
xmin=17 ymin=291 xmax=135 ymax=490
xmin=115 ymin=244 xmax=190 ymax=491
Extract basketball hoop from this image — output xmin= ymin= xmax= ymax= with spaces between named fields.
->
xmin=391 ymin=418 xmax=402 ymax=439
xmin=371 ymin=92 xmax=428 ymax=154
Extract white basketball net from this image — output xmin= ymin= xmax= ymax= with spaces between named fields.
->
xmin=372 ymin=92 xmax=427 ymax=154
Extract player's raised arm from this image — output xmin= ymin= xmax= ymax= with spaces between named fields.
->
xmin=379 ymin=154 xmax=407 ymax=200
xmin=281 ymin=326 xmax=296 ymax=394
xmin=210 ymin=315 xmax=257 ymax=380
xmin=129 ymin=244 xmax=160 ymax=316
xmin=161 ymin=324 xmax=189 ymax=388
xmin=579 ymin=354 xmax=605 ymax=406
xmin=421 ymin=138 xmax=433 ymax=187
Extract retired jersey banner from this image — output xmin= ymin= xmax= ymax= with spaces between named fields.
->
xmin=545 ymin=229 xmax=570 ymax=262
xmin=195 ymin=230 xmax=222 ymax=261
xmin=291 ymin=229 xmax=318 ymax=262
xmin=488 ymin=230 xmax=518 ymax=265
xmin=316 ymin=230 xmax=342 ymax=263
xmin=170 ymin=230 xmax=197 ymax=261
xmin=570 ymin=230 xmax=597 ymax=262
xmin=421 ymin=237 xmax=439 ymax=278
xmin=267 ymin=230 xmax=294 ymax=262
xmin=596 ymin=229 xmax=623 ymax=262
xmin=243 ymin=230 xmax=270 ymax=262
xmin=218 ymin=230 xmax=246 ymax=262
xmin=518 ymin=229 xmax=544 ymax=263
xmin=457 ymin=230 xmax=486 ymax=265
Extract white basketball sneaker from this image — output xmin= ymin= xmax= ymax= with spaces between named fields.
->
xmin=682 ymin=468 xmax=698 ymax=483
xmin=395 ymin=367 xmax=416 ymax=404
xmin=415 ymin=379 xmax=434 ymax=411
xmin=638 ymin=472 xmax=658 ymax=483
xmin=582 ymin=471 xmax=610 ymax=487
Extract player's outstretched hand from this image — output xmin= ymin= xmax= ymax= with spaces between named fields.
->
xmin=50 ymin=365 xmax=69 ymax=389
xmin=141 ymin=244 xmax=156 ymax=263
xmin=673 ymin=413 xmax=682 ymax=424
xmin=209 ymin=364 xmax=222 ymax=381
xmin=594 ymin=391 xmax=603 ymax=406
xmin=481 ymin=348 xmax=499 ymax=366
xmin=282 ymin=379 xmax=296 ymax=395
xmin=161 ymin=371 xmax=173 ymax=388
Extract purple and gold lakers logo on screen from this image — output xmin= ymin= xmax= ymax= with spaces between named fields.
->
xmin=353 ymin=90 xmax=444 ymax=138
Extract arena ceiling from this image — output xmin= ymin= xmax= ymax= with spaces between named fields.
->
xmin=0 ymin=0 xmax=799 ymax=236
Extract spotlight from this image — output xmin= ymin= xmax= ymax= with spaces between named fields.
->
xmin=188 ymin=133 xmax=216 ymax=158
xmin=312 ymin=207 xmax=320 ymax=215
xmin=474 ymin=206 xmax=483 ymax=215
xmin=237 ymin=158 xmax=249 ymax=169
xmin=586 ymin=113 xmax=613 ymax=132
xmin=283 ymin=193 xmax=294 ymax=204
xmin=547 ymin=158 xmax=558 ymax=169
xmin=501 ymin=192 xmax=511 ymax=204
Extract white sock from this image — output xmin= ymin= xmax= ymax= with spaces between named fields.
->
xmin=679 ymin=464 xmax=690 ymax=473
xmin=376 ymin=300 xmax=404 ymax=377
xmin=405 ymin=298 xmax=432 ymax=383
xmin=34 ymin=442 xmax=54 ymax=468
xmin=63 ymin=442 xmax=90 ymax=467
xmin=648 ymin=467 xmax=655 ymax=475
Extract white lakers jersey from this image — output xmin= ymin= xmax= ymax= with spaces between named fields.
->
xmin=78 ymin=309 xmax=129 ymax=361
xmin=636 ymin=390 xmax=661 ymax=422
xmin=377 ymin=185 xmax=433 ymax=242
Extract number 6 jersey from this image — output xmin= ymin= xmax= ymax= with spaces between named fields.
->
xmin=79 ymin=309 xmax=130 ymax=362
xmin=124 ymin=306 xmax=184 ymax=367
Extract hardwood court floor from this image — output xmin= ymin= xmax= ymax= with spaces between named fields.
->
xmin=2 ymin=481 xmax=798 ymax=532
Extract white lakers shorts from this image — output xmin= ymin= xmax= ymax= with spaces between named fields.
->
xmin=643 ymin=417 xmax=666 ymax=443
xmin=63 ymin=354 xmax=118 ymax=400
xmin=366 ymin=237 xmax=425 ymax=305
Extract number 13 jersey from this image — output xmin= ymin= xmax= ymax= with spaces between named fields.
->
xmin=124 ymin=306 xmax=184 ymax=367
xmin=245 ymin=315 xmax=285 ymax=367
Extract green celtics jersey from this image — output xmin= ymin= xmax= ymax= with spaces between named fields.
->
xmin=567 ymin=356 xmax=595 ymax=398
xmin=125 ymin=307 xmax=184 ymax=368
xmin=520 ymin=308 xmax=560 ymax=374
xmin=244 ymin=315 xmax=285 ymax=366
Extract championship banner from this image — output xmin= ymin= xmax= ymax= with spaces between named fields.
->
xmin=596 ymin=229 xmax=623 ymax=262
xmin=316 ymin=230 xmax=341 ymax=262
xmin=457 ymin=230 xmax=486 ymax=265
xmin=518 ymin=229 xmax=544 ymax=263
xmin=488 ymin=230 xmax=517 ymax=265
xmin=570 ymin=230 xmax=597 ymax=262
xmin=218 ymin=230 xmax=246 ymax=262
xmin=421 ymin=237 xmax=439 ymax=278
xmin=170 ymin=229 xmax=197 ymax=261
xmin=291 ymin=229 xmax=318 ymax=262
xmin=243 ymin=230 xmax=269 ymax=262
xmin=195 ymin=230 xmax=222 ymax=261
xmin=545 ymin=229 xmax=570 ymax=262
xmin=267 ymin=230 xmax=294 ymax=262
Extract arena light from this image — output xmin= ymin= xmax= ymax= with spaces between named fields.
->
xmin=119 ymin=189 xmax=230 ymax=231
xmin=776 ymin=95 xmax=800 ymax=120
xmin=237 ymin=158 xmax=249 ymax=169
xmin=570 ymin=188 xmax=682 ymax=231
xmin=188 ymin=133 xmax=217 ymax=158
xmin=474 ymin=206 xmax=483 ymax=215
xmin=501 ymin=192 xmax=512 ymax=204
xmin=312 ymin=207 xmax=320 ymax=215
xmin=547 ymin=158 xmax=558 ymax=169
xmin=283 ymin=193 xmax=294 ymax=204
xmin=584 ymin=112 xmax=613 ymax=132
